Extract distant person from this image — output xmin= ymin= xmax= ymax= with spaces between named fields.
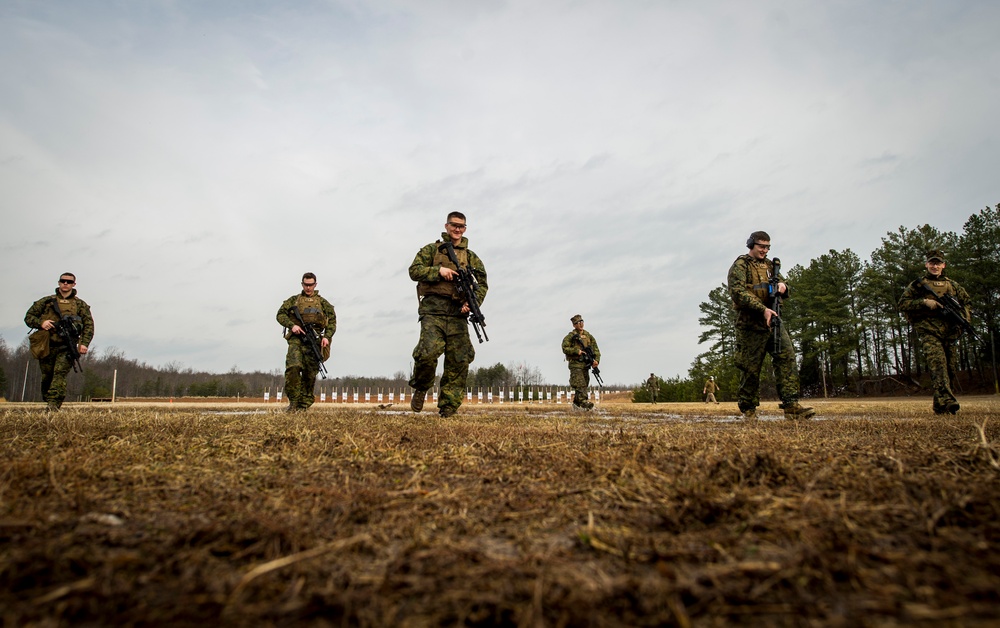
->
xmin=646 ymin=373 xmax=659 ymax=404
xmin=727 ymin=231 xmax=814 ymax=420
xmin=898 ymin=250 xmax=972 ymax=415
xmin=24 ymin=272 xmax=94 ymax=411
xmin=408 ymin=212 xmax=488 ymax=418
xmin=276 ymin=272 xmax=336 ymax=412
xmin=703 ymin=376 xmax=720 ymax=404
xmin=562 ymin=314 xmax=600 ymax=410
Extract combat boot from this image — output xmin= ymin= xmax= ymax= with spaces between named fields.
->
xmin=783 ymin=402 xmax=815 ymax=420
xmin=410 ymin=390 xmax=426 ymax=413
xmin=946 ymin=401 xmax=960 ymax=415
xmin=439 ymin=406 xmax=457 ymax=418
xmin=741 ymin=408 xmax=757 ymax=421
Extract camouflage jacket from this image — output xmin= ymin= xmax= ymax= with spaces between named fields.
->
xmin=562 ymin=330 xmax=600 ymax=366
xmin=727 ymin=254 xmax=787 ymax=330
xmin=24 ymin=289 xmax=95 ymax=347
xmin=409 ymin=235 xmax=488 ymax=317
xmin=898 ymin=272 xmax=970 ymax=340
xmin=276 ymin=292 xmax=337 ymax=340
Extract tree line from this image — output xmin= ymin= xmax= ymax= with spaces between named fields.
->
xmin=0 ymin=333 xmax=552 ymax=402
xmin=634 ymin=203 xmax=1000 ymax=403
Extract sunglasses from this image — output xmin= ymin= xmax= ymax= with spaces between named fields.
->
xmin=302 ymin=282 xmax=317 ymax=287
xmin=59 ymin=278 xmax=76 ymax=284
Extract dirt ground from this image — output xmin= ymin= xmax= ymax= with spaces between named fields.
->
xmin=2 ymin=398 xmax=999 ymax=626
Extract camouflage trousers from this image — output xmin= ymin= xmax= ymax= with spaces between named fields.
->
xmin=734 ymin=325 xmax=801 ymax=413
xmin=568 ymin=365 xmax=591 ymax=406
xmin=39 ymin=346 xmax=74 ymax=408
xmin=284 ymin=338 xmax=321 ymax=409
xmin=409 ymin=315 xmax=475 ymax=412
xmin=917 ymin=332 xmax=959 ymax=411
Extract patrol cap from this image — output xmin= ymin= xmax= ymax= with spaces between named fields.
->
xmin=570 ymin=314 xmax=583 ymax=324
xmin=926 ymin=249 xmax=945 ymax=262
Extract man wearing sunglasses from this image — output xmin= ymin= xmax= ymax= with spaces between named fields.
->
xmin=24 ymin=273 xmax=94 ymax=411
xmin=276 ymin=272 xmax=337 ymax=412
xmin=408 ymin=212 xmax=488 ymax=418
xmin=728 ymin=231 xmax=814 ymax=421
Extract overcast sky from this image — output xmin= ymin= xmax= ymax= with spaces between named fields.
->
xmin=1 ymin=0 xmax=997 ymax=386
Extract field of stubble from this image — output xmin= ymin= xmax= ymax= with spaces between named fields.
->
xmin=1 ymin=398 xmax=999 ymax=626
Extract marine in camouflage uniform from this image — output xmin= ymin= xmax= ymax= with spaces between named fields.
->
xmin=408 ymin=212 xmax=488 ymax=418
xmin=646 ymin=373 xmax=659 ymax=404
xmin=24 ymin=273 xmax=95 ymax=410
xmin=562 ymin=314 xmax=600 ymax=409
xmin=276 ymin=272 xmax=337 ymax=411
xmin=727 ymin=231 xmax=814 ymax=420
xmin=703 ymin=376 xmax=720 ymax=404
xmin=897 ymin=249 xmax=971 ymax=415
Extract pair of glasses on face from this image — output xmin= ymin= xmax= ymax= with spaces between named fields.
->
xmin=59 ymin=279 xmax=75 ymax=284
xmin=754 ymin=243 xmax=771 ymax=250
xmin=447 ymin=222 xmax=467 ymax=230
xmin=302 ymin=282 xmax=316 ymax=287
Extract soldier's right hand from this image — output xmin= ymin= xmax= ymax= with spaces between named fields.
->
xmin=41 ymin=320 xmax=55 ymax=331
xmin=923 ymin=299 xmax=940 ymax=310
xmin=291 ymin=324 xmax=304 ymax=335
xmin=764 ymin=308 xmax=777 ymax=327
xmin=439 ymin=267 xmax=458 ymax=281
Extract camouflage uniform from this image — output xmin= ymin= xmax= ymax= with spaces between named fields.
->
xmin=646 ymin=374 xmax=658 ymax=403
xmin=703 ymin=378 xmax=720 ymax=404
xmin=562 ymin=327 xmax=600 ymax=408
xmin=408 ymin=234 xmax=488 ymax=415
xmin=276 ymin=292 xmax=336 ymax=410
xmin=898 ymin=271 xmax=970 ymax=414
xmin=727 ymin=254 xmax=804 ymax=416
xmin=24 ymin=289 xmax=94 ymax=408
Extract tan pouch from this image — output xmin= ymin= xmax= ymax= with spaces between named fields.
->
xmin=29 ymin=329 xmax=51 ymax=359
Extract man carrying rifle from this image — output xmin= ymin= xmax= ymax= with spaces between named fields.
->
xmin=276 ymin=272 xmax=336 ymax=412
xmin=24 ymin=272 xmax=94 ymax=411
xmin=898 ymin=249 xmax=973 ymax=415
xmin=408 ymin=212 xmax=488 ymax=418
xmin=727 ymin=231 xmax=813 ymax=421
xmin=562 ymin=314 xmax=600 ymax=410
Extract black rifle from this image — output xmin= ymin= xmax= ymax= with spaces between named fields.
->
xmin=574 ymin=334 xmax=604 ymax=387
xmin=769 ymin=257 xmax=783 ymax=352
xmin=439 ymin=241 xmax=489 ymax=343
xmin=290 ymin=306 xmax=328 ymax=379
xmin=916 ymin=280 xmax=980 ymax=342
xmin=49 ymin=299 xmax=84 ymax=373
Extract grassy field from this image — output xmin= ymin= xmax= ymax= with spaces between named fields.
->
xmin=2 ymin=398 xmax=999 ymax=626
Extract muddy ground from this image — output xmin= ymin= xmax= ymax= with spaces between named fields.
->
xmin=1 ymin=398 xmax=998 ymax=626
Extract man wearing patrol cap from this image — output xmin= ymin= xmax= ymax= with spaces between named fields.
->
xmin=561 ymin=314 xmax=600 ymax=409
xmin=898 ymin=249 xmax=972 ymax=415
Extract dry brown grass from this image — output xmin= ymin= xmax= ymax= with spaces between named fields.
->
xmin=1 ymin=398 xmax=999 ymax=626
